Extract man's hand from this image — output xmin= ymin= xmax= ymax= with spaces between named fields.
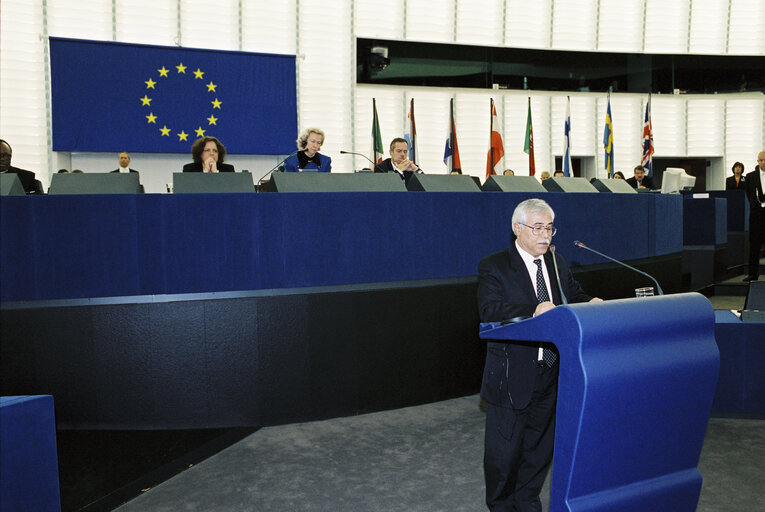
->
xmin=533 ymin=301 xmax=555 ymax=317
xmin=395 ymin=158 xmax=418 ymax=172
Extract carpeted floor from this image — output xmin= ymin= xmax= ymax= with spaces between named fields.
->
xmin=113 ymin=395 xmax=765 ymax=512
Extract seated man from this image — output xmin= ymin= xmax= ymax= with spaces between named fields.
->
xmin=0 ymin=139 xmax=43 ymax=194
xmin=553 ymin=170 xmax=565 ymax=177
xmin=111 ymin=152 xmax=139 ymax=174
xmin=626 ymin=165 xmax=655 ymax=189
xmin=374 ymin=137 xmax=421 ymax=184
xmin=502 ymin=169 xmax=514 ymax=176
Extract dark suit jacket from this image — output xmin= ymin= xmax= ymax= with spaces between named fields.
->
xmin=111 ymin=168 xmax=139 ymax=174
xmin=182 ymin=162 xmax=235 ymax=173
xmin=626 ymin=175 xmax=656 ymax=189
xmin=283 ymin=152 xmax=331 ymax=173
xmin=374 ymin=158 xmax=415 ymax=184
xmin=477 ymin=244 xmax=591 ymax=410
xmin=745 ymin=168 xmax=764 ymax=222
xmin=3 ymin=166 xmax=42 ymax=194
xmin=725 ymin=175 xmax=746 ymax=190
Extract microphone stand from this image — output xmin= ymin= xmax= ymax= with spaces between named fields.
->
xmin=573 ymin=240 xmax=664 ymax=295
xmin=549 ymin=245 xmax=568 ymax=305
xmin=339 ymin=150 xmax=376 ymax=171
xmin=256 ymin=150 xmax=301 ymax=191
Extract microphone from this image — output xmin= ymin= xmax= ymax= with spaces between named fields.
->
xmin=340 ymin=150 xmax=377 ymax=170
xmin=573 ymin=240 xmax=663 ymax=295
xmin=257 ymin=149 xmax=303 ymax=185
xmin=549 ymin=245 xmax=568 ymax=305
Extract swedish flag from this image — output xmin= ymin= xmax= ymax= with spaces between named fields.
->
xmin=603 ymin=95 xmax=614 ymax=178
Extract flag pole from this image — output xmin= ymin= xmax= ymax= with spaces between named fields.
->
xmin=489 ymin=98 xmax=494 ymax=173
xmin=648 ymin=93 xmax=652 ymax=175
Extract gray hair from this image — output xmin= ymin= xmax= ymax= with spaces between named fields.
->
xmin=511 ymin=198 xmax=555 ymax=231
xmin=296 ymin=127 xmax=325 ymax=149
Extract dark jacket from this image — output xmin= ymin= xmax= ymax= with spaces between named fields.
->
xmin=477 ymin=245 xmax=591 ymax=409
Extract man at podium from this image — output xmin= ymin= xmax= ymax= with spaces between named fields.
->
xmin=477 ymin=198 xmax=601 ymax=512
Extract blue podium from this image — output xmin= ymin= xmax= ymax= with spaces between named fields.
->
xmin=479 ymin=293 xmax=719 ymax=512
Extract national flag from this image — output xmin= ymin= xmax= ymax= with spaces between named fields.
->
xmin=443 ymin=98 xmax=462 ymax=172
xmin=404 ymin=98 xmax=417 ymax=162
xmin=524 ymin=98 xmax=536 ymax=176
xmin=641 ymin=94 xmax=654 ymax=176
xmin=49 ymin=37 xmax=297 ymax=154
xmin=603 ymin=94 xmax=614 ymax=178
xmin=372 ymin=98 xmax=384 ymax=164
xmin=563 ymin=96 xmax=572 ymax=177
xmin=486 ymin=98 xmax=505 ymax=179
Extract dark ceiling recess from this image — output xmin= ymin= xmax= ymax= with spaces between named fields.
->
xmin=358 ymin=38 xmax=765 ymax=94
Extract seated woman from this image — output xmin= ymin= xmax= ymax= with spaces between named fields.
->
xmin=283 ymin=128 xmax=331 ymax=172
xmin=725 ymin=162 xmax=745 ymax=190
xmin=183 ymin=136 xmax=235 ymax=172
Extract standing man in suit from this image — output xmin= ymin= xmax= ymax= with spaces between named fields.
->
xmin=0 ymin=138 xmax=43 ymax=194
xmin=626 ymin=165 xmax=655 ymax=189
xmin=111 ymin=152 xmax=139 ymax=174
xmin=374 ymin=137 xmax=422 ymax=184
xmin=744 ymin=151 xmax=765 ymax=281
xmin=477 ymin=198 xmax=602 ymax=512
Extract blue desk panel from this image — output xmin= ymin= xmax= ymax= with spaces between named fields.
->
xmin=1 ymin=192 xmax=682 ymax=301
xmin=683 ymin=197 xmax=727 ymax=246
xmin=713 ymin=310 xmax=765 ymax=413
xmin=0 ymin=395 xmax=61 ymax=512
xmin=708 ymin=190 xmax=749 ymax=232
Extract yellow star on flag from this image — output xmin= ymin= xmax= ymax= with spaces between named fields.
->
xmin=140 ymin=95 xmax=152 ymax=106
xmin=207 ymin=115 xmax=218 ymax=125
xmin=158 ymin=66 xmax=169 ymax=77
xmin=195 ymin=126 xmax=206 ymax=137
xmin=211 ymin=98 xmax=222 ymax=109
xmin=193 ymin=68 xmax=204 ymax=79
xmin=160 ymin=125 xmax=171 ymax=136
xmin=206 ymin=81 xmax=217 ymax=92
xmin=145 ymin=78 xmax=156 ymax=89
xmin=178 ymin=131 xmax=189 ymax=141
xmin=146 ymin=112 xmax=157 ymax=124
xmin=176 ymin=62 xmax=187 ymax=74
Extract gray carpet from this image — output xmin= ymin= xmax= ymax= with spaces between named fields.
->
xmin=115 ymin=396 xmax=764 ymax=511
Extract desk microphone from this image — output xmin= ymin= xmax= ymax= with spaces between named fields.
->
xmin=549 ymin=245 xmax=568 ymax=305
xmin=340 ymin=150 xmax=377 ymax=171
xmin=573 ymin=240 xmax=663 ymax=295
xmin=257 ymin=149 xmax=303 ymax=186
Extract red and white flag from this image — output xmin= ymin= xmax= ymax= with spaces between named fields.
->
xmin=486 ymin=98 xmax=505 ymax=179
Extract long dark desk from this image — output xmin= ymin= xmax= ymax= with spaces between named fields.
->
xmin=1 ymin=192 xmax=685 ymax=429
xmin=1 ymin=192 xmax=682 ymax=302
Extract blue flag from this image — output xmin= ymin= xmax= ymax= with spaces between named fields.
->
xmin=603 ymin=96 xmax=614 ymax=178
xmin=50 ymin=37 xmax=297 ymax=154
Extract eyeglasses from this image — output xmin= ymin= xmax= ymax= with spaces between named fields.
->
xmin=521 ymin=224 xmax=556 ymax=237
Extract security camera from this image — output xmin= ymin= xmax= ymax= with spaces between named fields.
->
xmin=369 ymin=46 xmax=390 ymax=71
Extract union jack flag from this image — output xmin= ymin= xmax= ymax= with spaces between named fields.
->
xmin=641 ymin=95 xmax=654 ymax=175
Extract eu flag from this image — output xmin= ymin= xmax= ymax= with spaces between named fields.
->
xmin=50 ymin=37 xmax=297 ymax=154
